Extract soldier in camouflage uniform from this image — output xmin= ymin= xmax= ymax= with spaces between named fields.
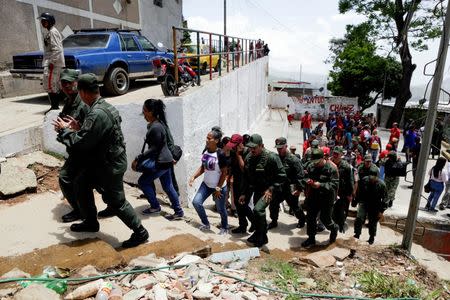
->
xmin=358 ymin=154 xmax=380 ymax=181
xmin=383 ymin=151 xmax=400 ymax=208
xmin=240 ymin=134 xmax=286 ymax=247
xmin=353 ymin=172 xmax=388 ymax=244
xmin=53 ymin=73 xmax=149 ymax=248
xmin=268 ymin=137 xmax=306 ymax=229
xmin=301 ymin=148 xmax=339 ymax=247
xmin=57 ymin=69 xmax=90 ymax=223
xmin=331 ymin=146 xmax=354 ymax=233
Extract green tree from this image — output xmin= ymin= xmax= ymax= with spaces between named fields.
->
xmin=338 ymin=0 xmax=443 ymax=126
xmin=327 ymin=23 xmax=402 ymax=111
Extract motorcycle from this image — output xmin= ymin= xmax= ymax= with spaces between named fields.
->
xmin=153 ymin=55 xmax=198 ymax=96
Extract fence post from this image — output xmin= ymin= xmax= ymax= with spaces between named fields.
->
xmin=209 ymin=33 xmax=212 ymax=80
xmin=218 ymin=35 xmax=222 ymax=77
xmin=226 ymin=36 xmax=229 ymax=73
xmin=196 ymin=32 xmax=201 ymax=85
xmin=232 ymin=37 xmax=235 ymax=70
xmin=172 ymin=26 xmax=178 ymax=85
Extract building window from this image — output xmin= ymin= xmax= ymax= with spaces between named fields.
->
xmin=154 ymin=0 xmax=163 ymax=7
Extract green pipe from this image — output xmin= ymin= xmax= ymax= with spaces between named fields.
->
xmin=0 ymin=264 xmax=418 ymax=300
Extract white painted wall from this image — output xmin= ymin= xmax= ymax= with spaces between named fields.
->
xmin=42 ymin=57 xmax=269 ymax=205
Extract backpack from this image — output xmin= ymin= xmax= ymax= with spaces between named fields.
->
xmin=370 ymin=136 xmax=380 ymax=150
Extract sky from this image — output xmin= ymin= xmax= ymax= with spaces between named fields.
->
xmin=183 ymin=0 xmax=449 ymax=98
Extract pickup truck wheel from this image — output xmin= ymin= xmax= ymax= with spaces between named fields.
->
xmin=104 ymin=67 xmax=129 ymax=95
xmin=161 ymin=74 xmax=178 ymax=96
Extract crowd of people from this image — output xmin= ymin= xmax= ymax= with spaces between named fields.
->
xmin=51 ymin=65 xmax=450 ymax=249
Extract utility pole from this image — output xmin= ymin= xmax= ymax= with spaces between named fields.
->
xmin=224 ymin=0 xmax=227 ymax=35
xmin=401 ymin=1 xmax=450 ymax=252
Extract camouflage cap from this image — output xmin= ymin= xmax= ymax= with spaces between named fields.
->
xmin=352 ymin=136 xmax=360 ymax=142
xmin=77 ymin=73 xmax=99 ymax=91
xmin=310 ymin=140 xmax=319 ymax=148
xmin=246 ymin=134 xmax=263 ymax=148
xmin=311 ymin=148 xmax=324 ymax=160
xmin=364 ymin=154 xmax=372 ymax=161
xmin=60 ymin=69 xmax=79 ymax=82
xmin=333 ymin=146 xmax=344 ymax=154
xmin=274 ymin=137 xmax=287 ymax=148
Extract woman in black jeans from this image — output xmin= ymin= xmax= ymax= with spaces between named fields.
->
xmin=132 ymin=99 xmax=184 ymax=220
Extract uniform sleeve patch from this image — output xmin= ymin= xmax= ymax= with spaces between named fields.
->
xmin=83 ymin=119 xmax=94 ymax=130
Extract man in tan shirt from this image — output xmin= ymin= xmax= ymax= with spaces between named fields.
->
xmin=38 ymin=12 xmax=65 ymax=111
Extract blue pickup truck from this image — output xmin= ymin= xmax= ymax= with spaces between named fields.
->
xmin=10 ymin=29 xmax=174 ymax=95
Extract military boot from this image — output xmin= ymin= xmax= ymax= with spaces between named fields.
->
xmin=70 ymin=220 xmax=99 ymax=232
xmin=122 ymin=225 xmax=149 ymax=248
xmin=301 ymin=237 xmax=316 ymax=248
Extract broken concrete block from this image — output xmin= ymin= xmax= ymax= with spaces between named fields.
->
xmin=0 ymin=267 xmax=30 ymax=279
xmin=174 ymin=255 xmax=202 ymax=266
xmin=123 ymin=288 xmax=147 ymax=300
xmin=192 ymin=290 xmax=214 ymax=300
xmin=167 ymin=290 xmax=184 ymax=300
xmin=0 ymin=287 xmax=17 ymax=298
xmin=242 ymin=291 xmax=258 ymax=300
xmin=14 ymin=284 xmax=61 ymax=300
xmin=129 ymin=253 xmax=168 ymax=268
xmin=327 ymin=247 xmax=351 ymax=261
xmin=72 ymin=265 xmax=101 ymax=279
xmin=302 ymin=252 xmax=336 ymax=268
xmin=131 ymin=275 xmax=157 ymax=289
xmin=209 ymin=248 xmax=260 ymax=264
xmin=196 ymin=281 xmax=213 ymax=294
xmin=0 ymin=163 xmax=37 ymax=197
xmin=153 ymin=285 xmax=168 ymax=300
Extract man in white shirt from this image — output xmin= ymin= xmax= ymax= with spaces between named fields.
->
xmin=439 ymin=161 xmax=450 ymax=210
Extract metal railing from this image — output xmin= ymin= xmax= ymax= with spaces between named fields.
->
xmin=172 ymin=26 xmax=267 ymax=87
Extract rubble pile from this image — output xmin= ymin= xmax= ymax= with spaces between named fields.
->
xmin=0 ymin=247 xmax=286 ymax=300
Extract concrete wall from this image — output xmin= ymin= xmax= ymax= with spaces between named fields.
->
xmin=42 ymin=57 xmax=269 ymax=205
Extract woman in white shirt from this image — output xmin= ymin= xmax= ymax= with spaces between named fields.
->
xmin=426 ymin=157 xmax=448 ymax=212
xmin=439 ymin=161 xmax=450 ymax=210
xmin=189 ymin=128 xmax=229 ymax=234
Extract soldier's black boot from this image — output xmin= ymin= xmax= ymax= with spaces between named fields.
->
xmin=62 ymin=210 xmax=81 ymax=223
xmin=122 ymin=225 xmax=149 ymax=248
xmin=367 ymin=236 xmax=375 ymax=245
xmin=267 ymin=221 xmax=278 ymax=230
xmin=98 ymin=206 xmax=116 ymax=218
xmin=247 ymin=232 xmax=257 ymax=243
xmin=297 ymin=219 xmax=305 ymax=229
xmin=301 ymin=237 xmax=316 ymax=248
xmin=253 ymin=234 xmax=268 ymax=248
xmin=231 ymin=226 xmax=247 ymax=234
xmin=329 ymin=227 xmax=338 ymax=244
xmin=70 ymin=220 xmax=99 ymax=232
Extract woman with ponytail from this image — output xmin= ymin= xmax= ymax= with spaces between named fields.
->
xmin=132 ymin=99 xmax=184 ymax=220
xmin=189 ymin=127 xmax=229 ymax=234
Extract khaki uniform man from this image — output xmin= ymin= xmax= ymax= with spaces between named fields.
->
xmin=301 ymin=148 xmax=339 ymax=247
xmin=53 ymin=73 xmax=148 ymax=248
xmin=240 ymin=134 xmax=286 ymax=247
xmin=38 ymin=12 xmax=65 ymax=110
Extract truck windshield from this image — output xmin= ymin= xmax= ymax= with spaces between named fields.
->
xmin=63 ymin=34 xmax=110 ymax=48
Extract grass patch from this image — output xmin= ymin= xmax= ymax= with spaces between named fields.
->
xmin=357 ymin=270 xmax=423 ymax=298
xmin=260 ymin=259 xmax=310 ymax=293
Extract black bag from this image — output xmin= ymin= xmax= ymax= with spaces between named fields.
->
xmin=171 ymin=145 xmax=183 ymax=161
xmin=424 ymin=181 xmax=431 ymax=193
